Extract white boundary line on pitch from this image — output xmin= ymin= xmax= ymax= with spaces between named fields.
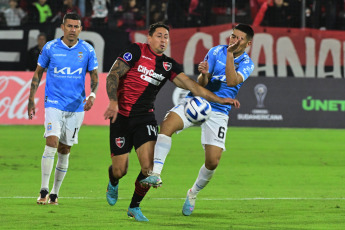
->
xmin=1 ymin=197 xmax=345 ymax=200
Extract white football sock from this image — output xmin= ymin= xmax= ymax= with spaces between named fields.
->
xmin=51 ymin=152 xmax=69 ymax=195
xmin=41 ymin=145 xmax=57 ymax=191
xmin=152 ymin=134 xmax=172 ymax=175
xmin=190 ymin=164 xmax=215 ymax=196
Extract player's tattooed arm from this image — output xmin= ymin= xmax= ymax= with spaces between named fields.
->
xmin=89 ymin=69 xmax=99 ymax=94
xmin=106 ymin=60 xmax=130 ymax=101
xmin=104 ymin=60 xmax=129 ymax=123
xmin=28 ymin=65 xmax=45 ymax=119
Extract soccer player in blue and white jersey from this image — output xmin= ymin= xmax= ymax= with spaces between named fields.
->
xmin=27 ymin=13 xmax=99 ymax=205
xmin=141 ymin=24 xmax=254 ymax=215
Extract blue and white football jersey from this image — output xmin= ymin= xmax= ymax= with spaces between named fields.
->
xmin=38 ymin=38 xmax=98 ymax=112
xmin=188 ymin=45 xmax=254 ymax=115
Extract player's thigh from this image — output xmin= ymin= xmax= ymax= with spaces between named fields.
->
xmin=136 ymin=141 xmax=156 ymax=176
xmin=204 ymin=144 xmax=223 ymax=170
xmin=166 ymin=98 xmax=194 ymax=135
xmin=60 ymin=111 xmax=85 ymax=146
xmin=44 ymin=107 xmax=63 ymax=140
xmin=132 ymin=114 xmax=158 ymax=174
xmin=160 ymin=111 xmax=185 ymax=136
xmin=201 ymin=112 xmax=228 ymax=151
xmin=111 ymin=153 xmax=129 ymax=178
xmin=109 ymin=115 xmax=133 ymax=156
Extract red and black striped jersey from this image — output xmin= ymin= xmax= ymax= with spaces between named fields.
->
xmin=117 ymin=42 xmax=183 ymax=117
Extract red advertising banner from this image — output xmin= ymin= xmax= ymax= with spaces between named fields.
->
xmin=0 ymin=71 xmax=109 ymax=125
xmin=131 ymin=24 xmax=345 ymax=78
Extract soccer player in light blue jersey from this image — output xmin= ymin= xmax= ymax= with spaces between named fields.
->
xmin=28 ymin=12 xmax=99 ymax=205
xmin=141 ymin=24 xmax=254 ymax=215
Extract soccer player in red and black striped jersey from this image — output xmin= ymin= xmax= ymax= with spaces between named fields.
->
xmin=103 ymin=22 xmax=239 ymax=221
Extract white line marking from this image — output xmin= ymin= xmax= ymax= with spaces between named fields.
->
xmin=1 ymin=197 xmax=345 ymax=200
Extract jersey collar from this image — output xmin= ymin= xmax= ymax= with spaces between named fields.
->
xmin=60 ymin=37 xmax=79 ymax=49
xmin=147 ymin=44 xmax=163 ymax=57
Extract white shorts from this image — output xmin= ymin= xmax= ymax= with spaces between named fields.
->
xmin=44 ymin=107 xmax=85 ymax=146
xmin=169 ymin=98 xmax=229 ymax=151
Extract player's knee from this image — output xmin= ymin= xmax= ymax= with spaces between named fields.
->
xmin=58 ymin=143 xmax=71 ymax=154
xmin=205 ymin=160 xmax=219 ymax=170
xmin=46 ymin=137 xmax=58 ymax=148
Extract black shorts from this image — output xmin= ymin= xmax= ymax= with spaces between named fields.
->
xmin=109 ymin=113 xmax=158 ymax=156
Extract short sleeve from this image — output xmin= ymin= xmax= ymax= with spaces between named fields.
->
xmin=37 ymin=43 xmax=50 ymax=68
xmin=88 ymin=47 xmax=98 ymax=71
xmin=237 ymin=55 xmax=254 ymax=82
xmin=117 ymin=43 xmax=141 ymax=67
xmin=169 ymin=58 xmax=183 ymax=81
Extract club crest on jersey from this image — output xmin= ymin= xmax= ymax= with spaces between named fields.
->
xmin=115 ymin=137 xmax=125 ymax=148
xmin=163 ymin=62 xmax=172 ymax=71
xmin=123 ymin=52 xmax=132 ymax=61
xmin=78 ymin=52 xmax=83 ymax=62
xmin=47 ymin=123 xmax=52 ymax=131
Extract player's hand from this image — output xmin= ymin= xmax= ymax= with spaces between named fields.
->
xmin=227 ymin=40 xmax=240 ymax=53
xmin=198 ymin=61 xmax=209 ymax=75
xmin=230 ymin=98 xmax=240 ymax=108
xmin=104 ymin=101 xmax=118 ymax=123
xmin=27 ymin=99 xmax=35 ymax=120
xmin=220 ymin=98 xmax=240 ymax=108
xmin=83 ymin=96 xmax=95 ymax=111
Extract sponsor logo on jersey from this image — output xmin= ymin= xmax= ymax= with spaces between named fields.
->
xmin=115 ymin=137 xmax=125 ymax=148
xmin=138 ymin=65 xmax=164 ymax=86
xmin=123 ymin=52 xmax=132 ymax=61
xmin=53 ymin=54 xmax=67 ymax=56
xmin=163 ymin=62 xmax=172 ymax=71
xmin=54 ymin=67 xmax=83 ymax=75
xmin=46 ymin=99 xmax=58 ymax=104
xmin=47 ymin=123 xmax=52 ymax=131
xmin=142 ymin=55 xmax=152 ymax=60
xmin=78 ymin=52 xmax=83 ymax=62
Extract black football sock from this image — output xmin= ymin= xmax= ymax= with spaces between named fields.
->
xmin=129 ymin=171 xmax=150 ymax=208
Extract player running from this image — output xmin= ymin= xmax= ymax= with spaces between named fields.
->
xmin=28 ymin=13 xmax=99 ymax=205
xmin=103 ymin=22 xmax=239 ymax=222
xmin=141 ymin=24 xmax=254 ymax=216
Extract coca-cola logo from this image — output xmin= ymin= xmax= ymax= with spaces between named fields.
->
xmin=0 ymin=76 xmax=45 ymax=120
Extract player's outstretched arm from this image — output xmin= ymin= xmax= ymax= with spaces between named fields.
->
xmin=84 ymin=69 xmax=99 ymax=111
xmin=27 ymin=65 xmax=45 ymax=120
xmin=104 ymin=59 xmax=130 ymax=123
xmin=173 ymin=73 xmax=238 ymax=106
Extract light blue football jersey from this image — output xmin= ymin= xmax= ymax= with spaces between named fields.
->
xmin=188 ymin=45 xmax=254 ymax=115
xmin=38 ymin=38 xmax=98 ymax=112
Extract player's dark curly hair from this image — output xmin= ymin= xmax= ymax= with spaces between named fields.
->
xmin=234 ymin=24 xmax=254 ymax=41
xmin=148 ymin=23 xmax=170 ymax=36
xmin=63 ymin=13 xmax=81 ymax=24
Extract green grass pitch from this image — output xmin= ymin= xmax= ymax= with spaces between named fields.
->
xmin=1 ymin=125 xmax=345 ymax=229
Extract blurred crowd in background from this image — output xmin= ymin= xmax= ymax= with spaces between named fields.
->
xmin=1 ymin=0 xmax=345 ymax=32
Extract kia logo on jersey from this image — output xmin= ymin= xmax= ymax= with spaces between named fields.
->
xmin=115 ymin=137 xmax=125 ymax=148
xmin=163 ymin=62 xmax=172 ymax=71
